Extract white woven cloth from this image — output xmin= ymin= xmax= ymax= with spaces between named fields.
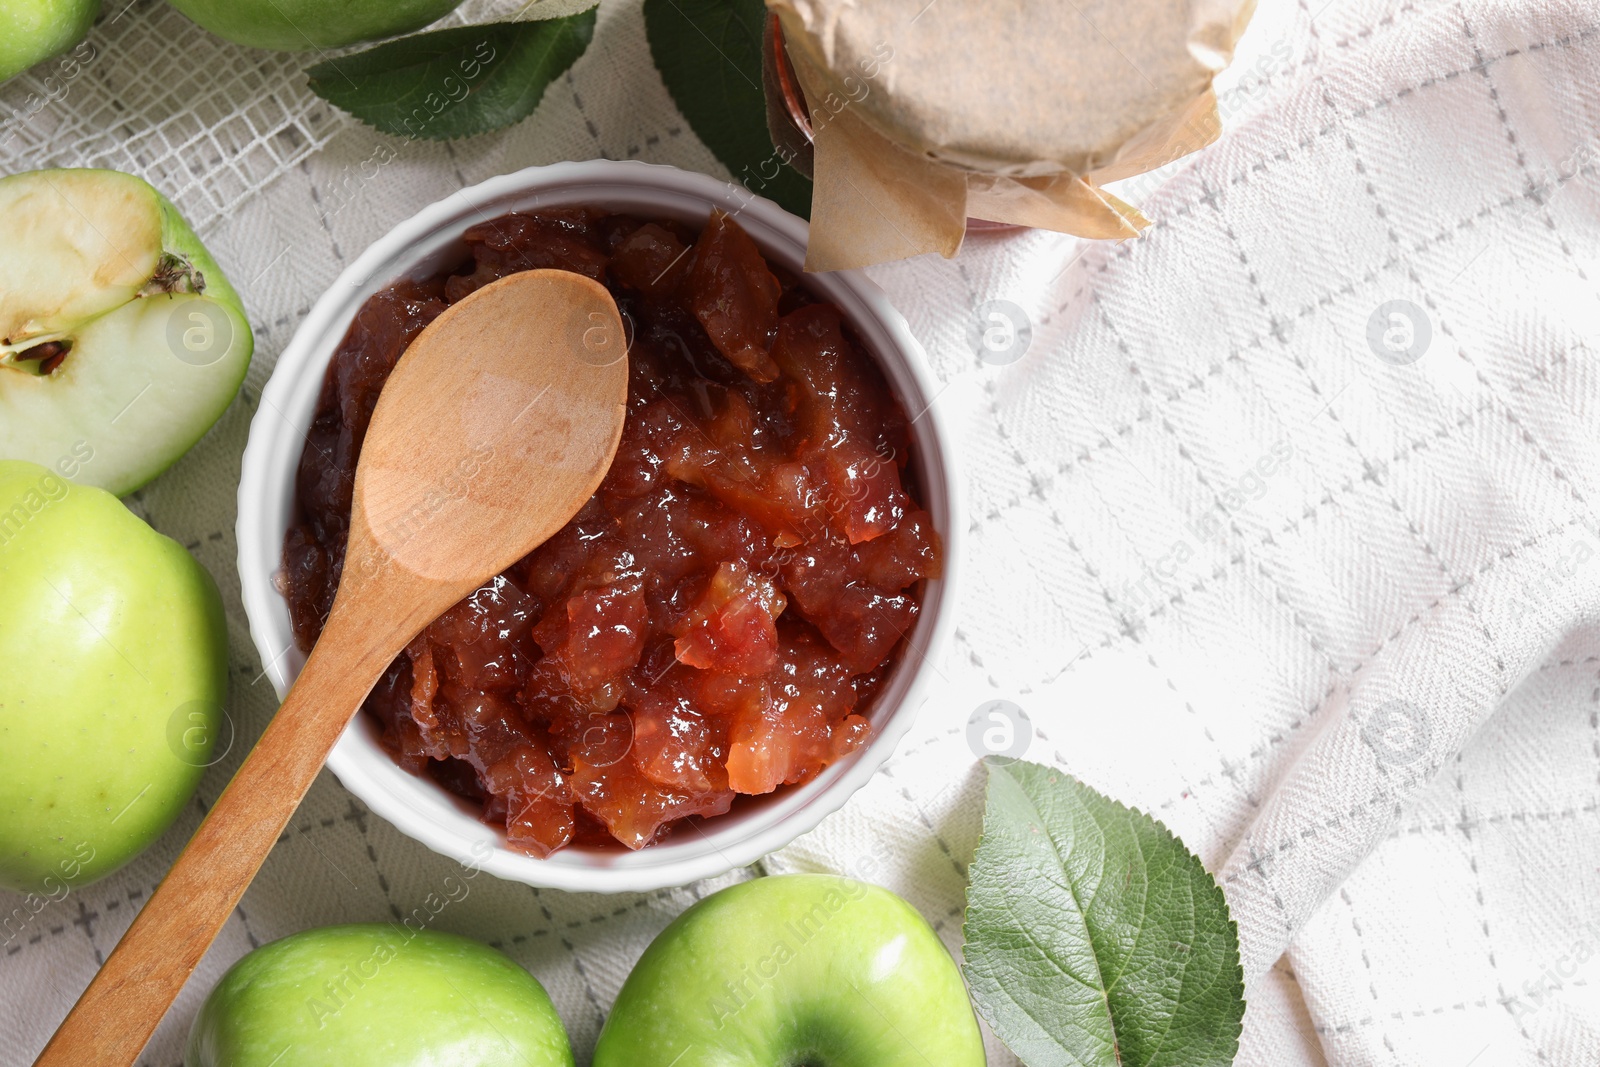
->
xmin=4 ymin=0 xmax=1600 ymax=1063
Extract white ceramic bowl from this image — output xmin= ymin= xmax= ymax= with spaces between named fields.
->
xmin=236 ymin=160 xmax=962 ymax=893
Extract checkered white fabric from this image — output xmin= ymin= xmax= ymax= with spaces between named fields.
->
xmin=3 ymin=0 xmax=1598 ymax=1064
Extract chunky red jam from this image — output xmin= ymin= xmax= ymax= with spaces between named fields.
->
xmin=282 ymin=208 xmax=940 ymax=856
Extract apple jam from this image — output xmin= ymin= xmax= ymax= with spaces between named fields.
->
xmin=281 ymin=207 xmax=940 ymax=856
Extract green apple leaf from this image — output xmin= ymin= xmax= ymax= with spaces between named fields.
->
xmin=642 ymin=0 xmax=812 ymax=218
xmin=306 ymin=13 xmax=597 ymax=142
xmin=963 ymin=759 xmax=1245 ymax=1067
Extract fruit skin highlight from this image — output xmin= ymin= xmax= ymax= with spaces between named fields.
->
xmin=0 ymin=0 xmax=97 ymax=83
xmin=0 ymin=459 xmax=228 ymax=893
xmin=185 ymin=925 xmax=576 ymax=1067
xmin=166 ymin=0 xmax=464 ymax=50
xmin=0 ymin=169 xmax=252 ymax=497
xmin=593 ymin=874 xmax=988 ymax=1067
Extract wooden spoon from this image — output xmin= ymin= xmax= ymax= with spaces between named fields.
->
xmin=33 ymin=269 xmax=629 ymax=1067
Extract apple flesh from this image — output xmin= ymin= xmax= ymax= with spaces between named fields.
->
xmin=0 ymin=459 xmax=228 ymax=893
xmin=0 ymin=0 xmax=97 ymax=83
xmin=593 ymin=874 xmax=987 ymax=1067
xmin=186 ymin=924 xmax=575 ymax=1067
xmin=166 ymin=0 xmax=463 ymax=50
xmin=0 ymin=169 xmax=252 ymax=497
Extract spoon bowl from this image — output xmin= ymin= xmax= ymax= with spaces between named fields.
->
xmin=350 ymin=270 xmax=628 ymax=594
xmin=33 ymin=269 xmax=629 ymax=1067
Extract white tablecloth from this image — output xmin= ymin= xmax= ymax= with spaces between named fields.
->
xmin=4 ymin=0 xmax=1599 ymax=1063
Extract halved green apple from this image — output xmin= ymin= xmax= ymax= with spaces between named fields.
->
xmin=0 ymin=168 xmax=252 ymax=497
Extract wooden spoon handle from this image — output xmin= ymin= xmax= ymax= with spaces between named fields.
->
xmin=32 ymin=606 xmax=399 ymax=1067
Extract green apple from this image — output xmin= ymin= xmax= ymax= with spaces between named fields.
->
xmin=0 ymin=459 xmax=227 ymax=893
xmin=186 ymin=924 xmax=575 ymax=1067
xmin=0 ymin=168 xmax=252 ymax=497
xmin=0 ymin=0 xmax=98 ymax=83
xmin=165 ymin=0 xmax=463 ymax=50
xmin=593 ymin=875 xmax=987 ymax=1067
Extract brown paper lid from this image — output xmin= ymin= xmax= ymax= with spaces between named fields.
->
xmin=775 ymin=0 xmax=1242 ymax=176
xmin=770 ymin=0 xmax=1253 ymax=269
